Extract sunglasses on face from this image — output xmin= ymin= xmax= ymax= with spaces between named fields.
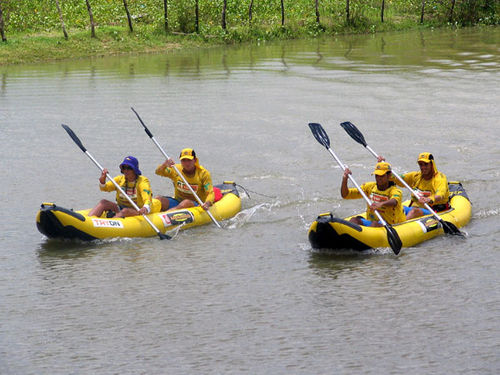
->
xmin=121 ymin=166 xmax=133 ymax=172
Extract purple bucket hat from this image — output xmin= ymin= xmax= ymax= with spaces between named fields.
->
xmin=120 ymin=156 xmax=142 ymax=175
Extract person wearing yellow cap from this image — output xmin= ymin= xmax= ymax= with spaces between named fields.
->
xmin=88 ymin=156 xmax=162 ymax=218
xmin=397 ymin=152 xmax=449 ymax=219
xmin=341 ymin=162 xmax=406 ymax=227
xmin=154 ymin=148 xmax=215 ymax=211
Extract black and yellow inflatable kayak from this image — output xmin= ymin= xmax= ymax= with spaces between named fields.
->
xmin=37 ymin=182 xmax=241 ymax=241
xmin=308 ymin=182 xmax=471 ymax=251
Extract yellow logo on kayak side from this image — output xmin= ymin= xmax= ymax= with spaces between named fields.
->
xmin=418 ymin=217 xmax=440 ymax=233
xmin=159 ymin=210 xmax=195 ymax=227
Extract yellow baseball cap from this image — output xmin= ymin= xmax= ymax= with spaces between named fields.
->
xmin=372 ymin=162 xmax=392 ymax=176
xmin=179 ymin=148 xmax=196 ymax=160
xmin=417 ymin=152 xmax=434 ymax=163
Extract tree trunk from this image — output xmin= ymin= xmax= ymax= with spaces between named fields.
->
xmin=315 ymin=0 xmax=320 ymax=24
xmin=249 ymin=0 xmax=254 ymax=25
xmin=163 ymin=0 xmax=168 ymax=32
xmin=85 ymin=0 xmax=96 ymax=38
xmin=222 ymin=0 xmax=227 ymax=31
xmin=0 ymin=2 xmax=6 ymax=42
xmin=195 ymin=0 xmax=199 ymax=33
xmin=54 ymin=0 xmax=69 ymax=40
xmin=449 ymin=0 xmax=456 ymax=22
xmin=381 ymin=0 xmax=385 ymax=23
xmin=420 ymin=0 xmax=425 ymax=24
xmin=281 ymin=0 xmax=285 ymax=26
xmin=346 ymin=0 xmax=350 ymax=24
xmin=123 ymin=0 xmax=133 ymax=32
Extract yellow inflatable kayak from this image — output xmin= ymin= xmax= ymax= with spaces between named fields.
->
xmin=308 ymin=182 xmax=471 ymax=251
xmin=37 ymin=182 xmax=241 ymax=241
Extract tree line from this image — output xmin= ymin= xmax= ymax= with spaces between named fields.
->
xmin=0 ymin=0 xmax=498 ymax=42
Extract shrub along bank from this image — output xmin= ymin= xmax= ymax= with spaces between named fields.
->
xmin=0 ymin=0 xmax=498 ymax=65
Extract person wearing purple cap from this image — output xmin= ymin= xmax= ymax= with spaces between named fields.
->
xmin=88 ymin=156 xmax=161 ymax=218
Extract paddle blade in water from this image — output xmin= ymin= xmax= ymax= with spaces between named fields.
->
xmin=385 ymin=225 xmax=403 ymax=255
xmin=340 ymin=121 xmax=368 ymax=147
xmin=158 ymin=232 xmax=172 ymax=240
xmin=308 ymin=123 xmax=330 ymax=149
xmin=441 ymin=219 xmax=465 ymax=237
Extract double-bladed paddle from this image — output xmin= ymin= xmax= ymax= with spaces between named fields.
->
xmin=340 ymin=121 xmax=464 ymax=237
xmin=308 ymin=122 xmax=403 ymax=255
xmin=61 ymin=124 xmax=171 ymax=240
xmin=131 ymin=107 xmax=222 ymax=229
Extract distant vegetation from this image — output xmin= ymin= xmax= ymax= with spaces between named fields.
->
xmin=0 ymin=0 xmax=498 ymax=64
xmin=2 ymin=0 xmax=498 ymax=36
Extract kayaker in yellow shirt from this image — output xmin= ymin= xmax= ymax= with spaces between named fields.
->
xmin=88 ymin=156 xmax=161 ymax=218
xmin=155 ymin=148 xmax=215 ymax=212
xmin=397 ymin=152 xmax=450 ymax=219
xmin=341 ymin=162 xmax=406 ymax=227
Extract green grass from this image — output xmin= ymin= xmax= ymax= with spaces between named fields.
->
xmin=0 ymin=26 xmax=199 ymax=65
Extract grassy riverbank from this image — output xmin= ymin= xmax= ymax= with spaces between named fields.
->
xmin=0 ymin=21 xmax=470 ymax=66
xmin=1 ymin=0 xmax=498 ymax=65
xmin=0 ymin=26 xmax=195 ymax=65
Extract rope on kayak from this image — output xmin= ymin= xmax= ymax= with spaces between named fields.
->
xmin=235 ymin=183 xmax=277 ymax=199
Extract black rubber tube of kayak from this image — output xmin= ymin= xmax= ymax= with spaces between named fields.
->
xmin=340 ymin=121 xmax=464 ymax=237
xmin=61 ymin=124 xmax=171 ymax=240
xmin=308 ymin=122 xmax=403 ymax=255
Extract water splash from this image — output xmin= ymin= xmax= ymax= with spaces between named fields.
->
xmin=225 ymin=201 xmax=281 ymax=229
xmin=473 ymin=208 xmax=499 ymax=219
xmin=164 ymin=223 xmax=185 ymax=239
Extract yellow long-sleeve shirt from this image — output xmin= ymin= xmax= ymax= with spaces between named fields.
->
xmin=155 ymin=163 xmax=215 ymax=204
xmin=398 ymin=171 xmax=449 ymax=208
xmin=100 ymin=175 xmax=158 ymax=212
xmin=344 ymin=182 xmax=406 ymax=224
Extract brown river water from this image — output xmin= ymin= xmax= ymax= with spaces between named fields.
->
xmin=1 ymin=27 xmax=499 ymax=374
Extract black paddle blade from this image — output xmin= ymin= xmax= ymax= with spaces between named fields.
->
xmin=308 ymin=123 xmax=330 ymax=149
xmin=340 ymin=121 xmax=368 ymax=147
xmin=61 ymin=124 xmax=87 ymax=153
xmin=158 ymin=232 xmax=172 ymax=240
xmin=131 ymin=107 xmax=154 ymax=138
xmin=440 ymin=219 xmax=465 ymax=237
xmin=385 ymin=225 xmax=403 ymax=255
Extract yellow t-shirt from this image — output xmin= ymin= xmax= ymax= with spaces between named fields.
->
xmin=399 ymin=171 xmax=449 ymax=208
xmin=155 ymin=164 xmax=215 ymax=204
xmin=344 ymin=182 xmax=406 ymax=224
xmin=100 ymin=175 xmax=161 ymax=213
